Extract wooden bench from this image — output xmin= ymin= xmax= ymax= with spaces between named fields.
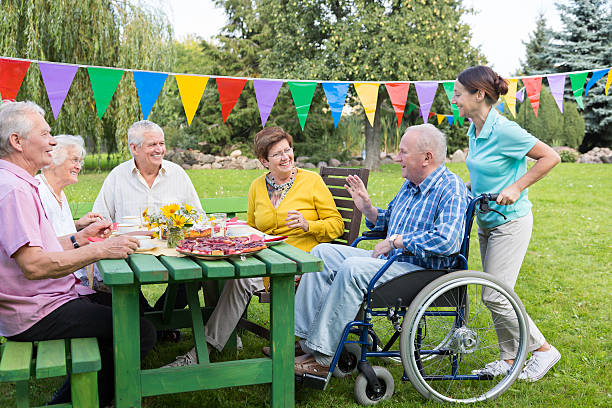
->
xmin=0 ymin=337 xmax=101 ymax=407
xmin=71 ymin=197 xmax=249 ymax=220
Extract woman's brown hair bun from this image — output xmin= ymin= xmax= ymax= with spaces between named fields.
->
xmin=457 ymin=66 xmax=507 ymax=105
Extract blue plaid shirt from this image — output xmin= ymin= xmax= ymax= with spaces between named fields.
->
xmin=366 ymin=165 xmax=470 ymax=270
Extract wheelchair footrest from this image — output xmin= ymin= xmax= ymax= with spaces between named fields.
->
xmin=296 ymin=372 xmax=328 ymax=390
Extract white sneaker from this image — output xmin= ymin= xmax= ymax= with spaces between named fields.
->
xmin=471 ymin=360 xmax=511 ymax=377
xmin=236 ymin=335 xmax=243 ymax=351
xmin=518 ymin=345 xmax=561 ymax=382
xmin=163 ymin=347 xmax=198 ymax=368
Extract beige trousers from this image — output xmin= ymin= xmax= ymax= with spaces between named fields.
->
xmin=478 ymin=211 xmax=546 ymax=360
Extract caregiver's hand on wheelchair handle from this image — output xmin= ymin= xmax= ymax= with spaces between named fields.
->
xmin=496 ymin=184 xmax=521 ymax=205
xmin=345 ymin=174 xmax=378 ymax=221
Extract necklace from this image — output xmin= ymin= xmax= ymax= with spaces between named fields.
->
xmin=40 ymin=173 xmax=64 ymax=207
xmin=268 ymin=167 xmax=297 ymax=190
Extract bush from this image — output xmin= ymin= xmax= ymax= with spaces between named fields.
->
xmin=559 ymin=150 xmax=578 ymax=163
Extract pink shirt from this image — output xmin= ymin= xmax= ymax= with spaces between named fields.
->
xmin=0 ymin=159 xmax=80 ymax=337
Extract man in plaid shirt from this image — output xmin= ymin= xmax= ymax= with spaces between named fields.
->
xmin=293 ymin=124 xmax=470 ymax=377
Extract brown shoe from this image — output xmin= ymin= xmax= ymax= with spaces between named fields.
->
xmin=262 ymin=341 xmax=305 ymax=358
xmin=294 ymin=354 xmax=329 ymax=377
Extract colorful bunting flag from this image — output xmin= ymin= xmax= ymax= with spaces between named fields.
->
xmin=569 ymin=72 xmax=588 ymax=109
xmin=354 ymin=83 xmax=380 ymax=127
xmin=496 ymin=102 xmax=505 ymax=113
xmin=133 ymin=71 xmax=167 ymax=120
xmin=445 ymin=115 xmax=454 ymax=126
xmin=0 ymin=58 xmax=31 ymax=100
xmin=584 ymin=68 xmax=610 ymax=96
xmin=288 ymin=82 xmax=317 ymax=131
xmin=414 ymin=82 xmax=438 ymax=123
xmin=442 ymin=82 xmax=460 ymax=123
xmin=175 ymin=75 xmax=208 ymax=126
xmin=605 ymin=68 xmax=612 ymax=95
xmin=87 ymin=67 xmax=124 ymax=119
xmin=436 ymin=114 xmax=445 ymax=125
xmin=502 ymin=78 xmax=518 ymax=117
xmin=38 ymin=62 xmax=78 ymax=119
xmin=516 ymin=88 xmax=525 ymax=102
xmin=384 ymin=83 xmax=410 ymax=126
xmin=322 ymin=82 xmax=349 ymax=128
xmin=217 ymin=78 xmax=247 ymax=123
xmin=457 ymin=116 xmax=465 ymax=127
xmin=522 ymin=77 xmax=542 ymax=117
xmin=547 ymin=74 xmax=566 ymax=113
xmin=253 ymin=79 xmax=283 ymax=128
xmin=407 ymin=103 xmax=417 ymax=115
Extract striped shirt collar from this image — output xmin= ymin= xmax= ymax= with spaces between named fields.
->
xmin=405 ymin=164 xmax=446 ymax=195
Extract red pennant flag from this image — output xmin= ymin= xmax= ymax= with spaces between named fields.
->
xmin=0 ymin=58 xmax=31 ymax=100
xmin=385 ymin=83 xmax=410 ymax=126
xmin=217 ymin=78 xmax=247 ymax=123
xmin=522 ymin=77 xmax=542 ymax=117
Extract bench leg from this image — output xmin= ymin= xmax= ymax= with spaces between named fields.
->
xmin=15 ymin=380 xmax=29 ymax=408
xmin=71 ymin=372 xmax=99 ymax=408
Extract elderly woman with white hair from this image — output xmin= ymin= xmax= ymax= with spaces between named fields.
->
xmin=36 ymin=134 xmax=105 ymax=289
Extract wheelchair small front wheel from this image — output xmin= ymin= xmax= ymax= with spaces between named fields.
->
xmin=400 ymin=270 xmax=529 ymax=403
xmin=333 ymin=343 xmax=361 ymax=378
xmin=353 ymin=366 xmax=394 ymax=405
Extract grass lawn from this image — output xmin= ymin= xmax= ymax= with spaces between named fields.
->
xmin=1 ymin=163 xmax=610 ymax=407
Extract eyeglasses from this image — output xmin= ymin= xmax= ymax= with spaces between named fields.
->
xmin=269 ymin=147 xmax=293 ymax=160
xmin=69 ymin=157 xmax=84 ymax=166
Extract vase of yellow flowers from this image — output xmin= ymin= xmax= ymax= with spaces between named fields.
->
xmin=142 ymin=203 xmax=202 ymax=248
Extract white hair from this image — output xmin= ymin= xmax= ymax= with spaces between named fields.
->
xmin=404 ymin=124 xmax=447 ymax=164
xmin=0 ymin=101 xmax=46 ymax=158
xmin=127 ymin=120 xmax=164 ymax=156
xmin=47 ymin=135 xmax=86 ymax=167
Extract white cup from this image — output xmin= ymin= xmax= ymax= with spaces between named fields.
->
xmin=117 ymin=223 xmax=139 ymax=234
xmin=131 ymin=235 xmax=155 ymax=249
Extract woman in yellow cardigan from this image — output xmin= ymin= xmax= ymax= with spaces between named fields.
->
xmin=164 ymin=127 xmax=343 ymax=367
xmin=248 ymin=127 xmax=344 ymax=251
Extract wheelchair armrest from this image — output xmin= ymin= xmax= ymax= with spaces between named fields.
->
xmin=361 ymin=230 xmax=386 ymax=238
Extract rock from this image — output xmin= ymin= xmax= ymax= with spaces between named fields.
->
xmin=230 ymin=149 xmax=242 ymax=158
xmin=201 ymin=154 xmax=215 ymax=164
xmin=181 ymin=164 xmax=192 ymax=170
xmin=227 ymin=161 xmax=243 ymax=169
xmin=212 ymin=162 xmax=223 ymax=169
xmin=191 ymin=164 xmax=204 ymax=170
xmin=381 ymin=157 xmax=394 ymax=165
xmin=296 ymin=156 xmax=310 ymax=163
xmin=202 ymin=163 xmax=212 ymax=169
xmin=243 ymin=159 xmax=260 ymax=170
xmin=450 ymin=149 xmax=466 ymax=163
xmin=317 ymin=161 xmax=328 ymax=169
xmin=329 ymin=158 xmax=341 ymax=167
xmin=302 ymin=162 xmax=316 ymax=169
xmin=578 ymin=147 xmax=612 ymax=164
xmin=237 ymin=155 xmax=248 ymax=163
xmin=379 ymin=151 xmax=387 ymax=159
xmin=348 ymin=159 xmax=361 ymax=167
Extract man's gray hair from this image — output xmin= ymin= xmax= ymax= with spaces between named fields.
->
xmin=0 ymin=101 xmax=45 ymax=158
xmin=127 ymin=120 xmax=164 ymax=155
xmin=404 ymin=124 xmax=447 ymax=164
xmin=47 ymin=135 xmax=86 ymax=167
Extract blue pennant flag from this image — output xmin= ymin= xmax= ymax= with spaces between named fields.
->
xmin=496 ymin=102 xmax=505 ymax=113
xmin=133 ymin=71 xmax=168 ymax=119
xmin=322 ymin=82 xmax=349 ymax=128
xmin=584 ymin=69 xmax=610 ymax=96
xmin=446 ymin=115 xmax=454 ymax=126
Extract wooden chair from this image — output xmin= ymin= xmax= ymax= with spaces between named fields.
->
xmin=239 ymin=167 xmax=370 ymax=339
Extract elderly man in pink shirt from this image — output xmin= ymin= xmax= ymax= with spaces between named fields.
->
xmin=0 ymin=101 xmax=156 ymax=407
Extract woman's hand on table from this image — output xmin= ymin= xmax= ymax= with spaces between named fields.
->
xmin=97 ymin=236 xmax=139 ymax=259
xmin=286 ymin=210 xmax=309 ymax=232
xmin=75 ymin=212 xmax=104 ymax=230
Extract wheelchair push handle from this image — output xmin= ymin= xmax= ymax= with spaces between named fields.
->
xmin=478 ymin=193 xmax=507 ymax=220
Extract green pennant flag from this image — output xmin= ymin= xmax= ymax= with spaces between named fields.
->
xmin=569 ymin=72 xmax=588 ymax=109
xmin=87 ymin=67 xmax=124 ymax=119
xmin=407 ymin=103 xmax=417 ymax=114
xmin=457 ymin=116 xmax=465 ymax=127
xmin=288 ymin=81 xmax=317 ymax=130
xmin=442 ymin=82 xmax=460 ymax=123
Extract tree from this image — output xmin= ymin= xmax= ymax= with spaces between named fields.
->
xmin=545 ymin=0 xmax=612 ymax=151
xmin=0 ymin=0 xmax=174 ymax=167
xmin=519 ymin=11 xmax=554 ymax=75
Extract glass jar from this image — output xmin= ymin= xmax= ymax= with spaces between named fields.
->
xmin=167 ymin=226 xmax=183 ymax=248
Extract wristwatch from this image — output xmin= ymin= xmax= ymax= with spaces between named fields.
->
xmin=387 ymin=234 xmax=399 ymax=249
xmin=70 ymin=235 xmax=79 ymax=249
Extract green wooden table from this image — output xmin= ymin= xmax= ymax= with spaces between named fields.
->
xmin=97 ymin=242 xmax=322 ymax=408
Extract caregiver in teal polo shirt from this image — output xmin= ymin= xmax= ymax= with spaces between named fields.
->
xmin=452 ymin=65 xmax=561 ymax=383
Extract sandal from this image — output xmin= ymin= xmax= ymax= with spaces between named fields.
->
xmin=262 ymin=341 xmax=305 ymax=358
xmin=294 ymin=354 xmax=329 ymax=377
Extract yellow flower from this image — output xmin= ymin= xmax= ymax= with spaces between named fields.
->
xmin=184 ymin=204 xmax=193 ymax=213
xmin=142 ymin=207 xmax=148 ymax=218
xmin=161 ymin=203 xmax=179 ymax=218
xmin=172 ymin=213 xmax=187 ymax=229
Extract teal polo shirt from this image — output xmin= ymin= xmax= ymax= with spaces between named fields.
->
xmin=465 ymin=108 xmax=538 ymax=229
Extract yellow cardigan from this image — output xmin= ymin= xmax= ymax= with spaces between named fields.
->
xmin=247 ymin=168 xmax=344 ymax=252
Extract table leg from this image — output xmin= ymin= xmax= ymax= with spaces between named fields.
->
xmin=185 ymin=281 xmax=209 ymax=364
xmin=270 ymin=274 xmax=294 ymax=408
xmin=112 ymin=284 xmax=142 ymax=408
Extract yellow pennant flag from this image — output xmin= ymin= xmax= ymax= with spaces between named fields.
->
xmin=354 ymin=83 xmax=380 ymax=126
xmin=437 ymin=114 xmax=445 ymax=125
xmin=176 ymin=75 xmax=209 ymax=125
xmin=605 ymin=68 xmax=612 ymax=95
xmin=502 ymin=78 xmax=518 ymax=117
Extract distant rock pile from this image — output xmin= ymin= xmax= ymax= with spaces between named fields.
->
xmin=577 ymin=147 xmax=612 ymax=164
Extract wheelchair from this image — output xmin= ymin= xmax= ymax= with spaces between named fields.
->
xmin=297 ymin=194 xmax=530 ymax=404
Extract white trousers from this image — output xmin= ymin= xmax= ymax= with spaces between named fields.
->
xmin=478 ymin=211 xmax=546 ymax=360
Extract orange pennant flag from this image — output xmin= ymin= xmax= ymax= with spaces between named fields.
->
xmin=354 ymin=83 xmax=380 ymax=126
xmin=385 ymin=83 xmax=410 ymax=126
xmin=502 ymin=78 xmax=518 ymax=117
xmin=522 ymin=77 xmax=542 ymax=117
xmin=176 ymin=75 xmax=209 ymax=125
xmin=217 ymin=78 xmax=248 ymax=123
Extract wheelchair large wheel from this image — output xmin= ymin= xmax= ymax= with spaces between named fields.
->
xmin=399 ymin=271 xmax=529 ymax=403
